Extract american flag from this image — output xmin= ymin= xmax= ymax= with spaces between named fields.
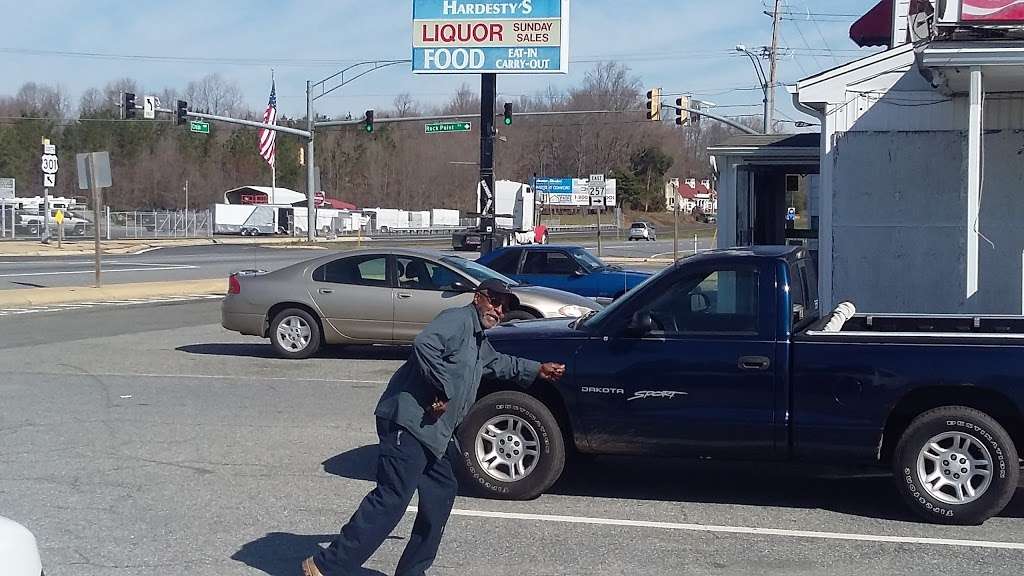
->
xmin=258 ymin=80 xmax=277 ymax=167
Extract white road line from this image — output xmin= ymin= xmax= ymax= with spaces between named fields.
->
xmin=5 ymin=370 xmax=390 ymax=384
xmin=132 ymin=247 xmax=163 ymax=254
xmin=0 ymin=265 xmax=197 ymax=278
xmin=418 ymin=507 xmax=1024 ymax=551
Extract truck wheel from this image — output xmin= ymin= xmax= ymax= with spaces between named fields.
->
xmin=270 ymin=308 xmax=322 ymax=359
xmin=456 ymin=391 xmax=566 ymax=500
xmin=503 ymin=310 xmax=537 ymax=322
xmin=893 ymin=406 xmax=1018 ymax=525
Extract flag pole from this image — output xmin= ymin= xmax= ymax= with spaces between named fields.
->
xmin=270 ymin=69 xmax=276 ymax=205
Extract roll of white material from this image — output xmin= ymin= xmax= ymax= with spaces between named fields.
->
xmin=823 ymin=301 xmax=856 ymax=332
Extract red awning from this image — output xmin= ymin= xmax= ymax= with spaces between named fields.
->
xmin=850 ymin=0 xmax=892 ymax=48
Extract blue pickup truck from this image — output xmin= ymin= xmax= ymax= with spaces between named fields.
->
xmin=455 ymin=245 xmax=1024 ymax=525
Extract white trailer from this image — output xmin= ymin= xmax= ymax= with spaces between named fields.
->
xmin=431 ymin=209 xmax=460 ymax=227
xmin=451 ymin=180 xmax=548 ymax=251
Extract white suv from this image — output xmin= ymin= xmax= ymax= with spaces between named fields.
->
xmin=628 ymin=221 xmax=656 ymax=241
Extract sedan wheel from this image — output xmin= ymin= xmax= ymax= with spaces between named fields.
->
xmin=270 ymin=308 xmax=322 ymax=359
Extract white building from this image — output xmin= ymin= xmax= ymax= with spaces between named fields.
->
xmin=715 ymin=0 xmax=1024 ymax=315
xmin=665 ymin=178 xmax=716 ymax=214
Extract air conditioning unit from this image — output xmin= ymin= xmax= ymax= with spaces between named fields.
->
xmin=936 ymin=0 xmax=1024 ymax=26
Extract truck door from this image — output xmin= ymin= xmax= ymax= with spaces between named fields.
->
xmin=573 ymin=262 xmax=778 ymax=457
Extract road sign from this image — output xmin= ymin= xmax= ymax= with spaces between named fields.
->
xmin=0 ymin=177 xmax=15 ymax=199
xmin=143 ymin=96 xmax=156 ymax=120
xmin=43 ymin=173 xmax=56 ymax=187
xmin=787 ymin=207 xmax=797 ymax=222
xmin=41 ymin=154 xmax=59 ymax=175
xmin=43 ymin=144 xmax=55 ymax=155
xmin=412 ymin=0 xmax=570 ymax=74
xmin=54 ymin=209 xmax=64 ymax=225
xmin=189 ymin=120 xmax=210 ymax=134
xmin=589 ymin=173 xmax=605 ymax=184
xmin=76 ymin=151 xmax=112 ymax=190
xmin=425 ymin=121 xmax=472 ymax=134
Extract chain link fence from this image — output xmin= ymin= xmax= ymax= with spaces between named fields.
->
xmin=0 ymin=206 xmax=212 ymax=240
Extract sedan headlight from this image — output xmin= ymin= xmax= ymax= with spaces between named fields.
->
xmin=558 ymin=305 xmax=592 ymax=318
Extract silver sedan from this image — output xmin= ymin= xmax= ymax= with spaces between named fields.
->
xmin=221 ymin=248 xmax=601 ymax=358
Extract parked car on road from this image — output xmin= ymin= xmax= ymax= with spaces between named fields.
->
xmin=455 ymin=245 xmax=1024 ymax=525
xmin=628 ymin=221 xmax=656 ymax=241
xmin=221 ymin=248 xmax=601 ymax=359
xmin=476 ymin=245 xmax=651 ymax=304
xmin=0 ymin=516 xmax=43 ymax=576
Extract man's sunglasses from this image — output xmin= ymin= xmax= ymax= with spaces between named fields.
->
xmin=478 ymin=291 xmax=510 ymax=308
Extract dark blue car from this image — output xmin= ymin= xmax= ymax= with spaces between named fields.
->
xmin=476 ymin=245 xmax=651 ymax=304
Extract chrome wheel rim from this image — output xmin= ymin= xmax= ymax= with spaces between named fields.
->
xmin=475 ymin=414 xmax=541 ymax=482
xmin=276 ymin=315 xmax=312 ymax=352
xmin=916 ymin=431 xmax=993 ymax=505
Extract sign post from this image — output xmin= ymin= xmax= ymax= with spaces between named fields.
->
xmin=588 ymin=174 xmax=606 ymax=256
xmin=55 ymin=209 xmax=64 ymax=249
xmin=76 ymin=151 xmax=112 ymax=287
xmin=412 ymin=0 xmax=570 ymax=254
xmin=40 ymin=140 xmax=59 ymax=243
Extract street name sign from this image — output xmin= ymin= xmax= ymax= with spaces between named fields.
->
xmin=425 ymin=121 xmax=472 ymax=133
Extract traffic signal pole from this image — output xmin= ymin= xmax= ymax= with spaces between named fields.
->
xmin=479 ymin=73 xmax=497 ymax=255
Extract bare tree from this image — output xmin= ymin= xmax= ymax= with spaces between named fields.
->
xmin=439 ymin=83 xmax=479 ymax=115
xmin=184 ymin=74 xmax=244 ymax=116
xmin=12 ymin=82 xmax=70 ymax=118
xmin=392 ymin=93 xmax=419 ymax=117
xmin=567 ymin=61 xmax=642 ymax=111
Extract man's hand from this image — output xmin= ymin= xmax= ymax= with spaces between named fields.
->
xmin=429 ymin=398 xmax=448 ymax=419
xmin=538 ymin=362 xmax=566 ymax=382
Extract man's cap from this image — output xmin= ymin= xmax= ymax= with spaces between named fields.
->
xmin=476 ymin=278 xmax=514 ymax=296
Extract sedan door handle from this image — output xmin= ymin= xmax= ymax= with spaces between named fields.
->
xmin=738 ymin=356 xmax=771 ymax=371
xmin=396 ymin=293 xmax=412 ymax=299
xmin=318 ymin=288 xmax=334 ymax=295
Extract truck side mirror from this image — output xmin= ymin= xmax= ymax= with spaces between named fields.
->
xmin=626 ymin=311 xmax=655 ymax=335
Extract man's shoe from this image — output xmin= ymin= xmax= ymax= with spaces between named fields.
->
xmin=302 ymin=557 xmax=325 ymax=576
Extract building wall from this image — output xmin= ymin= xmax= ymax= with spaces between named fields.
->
xmin=831 ymin=129 xmax=1024 ymax=314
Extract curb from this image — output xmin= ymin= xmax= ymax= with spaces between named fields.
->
xmin=0 ymin=279 xmax=226 ymax=308
xmin=0 ymin=235 xmax=370 ymax=257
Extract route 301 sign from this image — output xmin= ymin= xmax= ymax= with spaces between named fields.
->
xmin=41 ymin=154 xmax=59 ymax=175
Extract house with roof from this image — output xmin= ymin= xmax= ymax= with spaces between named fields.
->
xmin=665 ymin=178 xmax=717 ymax=215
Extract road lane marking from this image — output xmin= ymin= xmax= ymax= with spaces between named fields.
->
xmin=0 ymin=294 xmax=223 ymax=317
xmin=3 ymin=370 xmax=390 ymax=385
xmin=414 ymin=507 xmax=1024 ymax=551
xmin=0 ymin=265 xmax=197 ymax=278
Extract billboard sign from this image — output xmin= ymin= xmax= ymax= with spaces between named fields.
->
xmin=537 ymin=177 xmax=615 ymax=206
xmin=962 ymin=1 xmax=1024 ymax=22
xmin=412 ymin=0 xmax=570 ymax=74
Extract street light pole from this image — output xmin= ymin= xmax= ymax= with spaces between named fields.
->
xmin=306 ymin=80 xmax=316 ymax=241
xmin=736 ymin=44 xmax=770 ymax=134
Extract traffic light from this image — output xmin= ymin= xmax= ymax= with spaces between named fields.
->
xmin=176 ymin=100 xmax=188 ymax=125
xmin=124 ymin=92 xmax=136 ymax=119
xmin=690 ymin=101 xmax=702 ymax=126
xmin=503 ymin=102 xmax=513 ymax=126
xmin=675 ymin=96 xmax=689 ymax=126
xmin=364 ymin=110 xmax=374 ymax=133
xmin=645 ymin=88 xmax=661 ymax=121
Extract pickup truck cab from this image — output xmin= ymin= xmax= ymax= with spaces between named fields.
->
xmin=456 ymin=245 xmax=1023 ymax=525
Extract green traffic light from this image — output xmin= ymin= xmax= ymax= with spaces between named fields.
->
xmin=504 ymin=117 xmax=512 ymax=126
xmin=365 ymin=124 xmax=373 ymax=133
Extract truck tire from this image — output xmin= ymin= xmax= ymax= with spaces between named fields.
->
xmin=270 ymin=308 xmax=322 ymax=360
xmin=456 ymin=391 xmax=566 ymax=500
xmin=893 ymin=406 xmax=1018 ymax=525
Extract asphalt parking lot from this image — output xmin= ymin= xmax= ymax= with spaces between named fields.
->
xmin=2 ymin=300 xmax=1023 ymax=575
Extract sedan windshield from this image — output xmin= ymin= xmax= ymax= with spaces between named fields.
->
xmin=570 ymin=248 xmax=606 ymax=272
xmin=441 ymin=256 xmax=518 ymax=286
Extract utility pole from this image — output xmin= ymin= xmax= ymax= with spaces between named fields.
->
xmin=305 ymin=80 xmax=316 ymax=242
xmin=767 ymin=0 xmax=782 ymax=134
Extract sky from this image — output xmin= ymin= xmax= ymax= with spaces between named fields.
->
xmin=0 ymin=0 xmax=884 ymax=125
